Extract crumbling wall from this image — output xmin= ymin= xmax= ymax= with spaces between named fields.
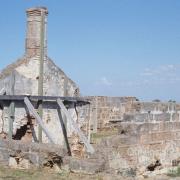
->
xmin=124 ymin=102 xmax=180 ymax=123
xmin=0 ymin=56 xmax=79 ymax=145
xmin=0 ymin=139 xmax=67 ymax=169
xmin=80 ymin=97 xmax=180 ymax=132
xmin=94 ymin=121 xmax=180 ymax=175
xmin=80 ymin=96 xmax=137 ymax=131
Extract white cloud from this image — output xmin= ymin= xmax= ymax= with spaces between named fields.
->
xmin=141 ymin=64 xmax=179 ymax=75
xmin=140 ymin=67 xmax=154 ymax=76
xmin=140 ymin=72 xmax=153 ymax=76
xmin=117 ymin=64 xmax=180 ymax=90
xmin=118 ymin=79 xmax=150 ymax=88
xmin=100 ymin=77 xmax=112 ymax=86
xmin=95 ymin=64 xmax=180 ymax=91
xmin=140 ymin=64 xmax=180 ymax=84
xmin=159 ymin=64 xmax=175 ymax=71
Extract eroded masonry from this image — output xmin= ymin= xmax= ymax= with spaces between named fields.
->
xmin=0 ymin=7 xmax=180 ymax=178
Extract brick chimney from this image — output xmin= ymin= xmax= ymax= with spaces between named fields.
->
xmin=25 ymin=7 xmax=48 ymax=58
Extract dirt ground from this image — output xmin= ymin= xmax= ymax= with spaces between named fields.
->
xmin=0 ymin=166 xmax=131 ymax=180
xmin=0 ymin=166 xmax=179 ymax=180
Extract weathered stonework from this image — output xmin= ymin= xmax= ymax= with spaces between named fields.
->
xmin=85 ymin=97 xmax=180 ymax=131
xmin=0 ymin=138 xmax=67 ymax=168
xmin=90 ymin=121 xmax=180 ymax=175
xmin=26 ymin=7 xmax=48 ymax=58
xmin=0 ymin=7 xmax=80 ymax=146
xmin=0 ymin=6 xmax=180 ymax=178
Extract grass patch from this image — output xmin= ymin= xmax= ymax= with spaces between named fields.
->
xmin=91 ymin=127 xmax=118 ymax=144
xmin=0 ymin=166 xmax=68 ymax=180
xmin=167 ymin=166 xmax=180 ymax=177
xmin=0 ymin=166 xmax=104 ymax=180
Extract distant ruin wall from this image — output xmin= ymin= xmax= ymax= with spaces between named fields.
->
xmin=82 ymin=97 xmax=180 ymax=132
xmin=80 ymin=96 xmax=137 ymax=131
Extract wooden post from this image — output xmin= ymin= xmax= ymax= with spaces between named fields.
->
xmin=57 ymin=98 xmax=94 ymax=154
xmin=24 ymin=97 xmax=54 ymax=143
xmin=93 ymin=97 xmax=98 ymax=133
xmin=86 ymin=105 xmax=88 ymax=137
xmin=57 ymin=108 xmax=71 ymax=155
xmin=63 ymin=76 xmax=68 ymax=148
xmin=8 ymin=72 xmax=15 ymax=139
xmin=38 ymin=10 xmax=46 ymax=143
xmin=88 ymin=104 xmax=91 ymax=143
xmin=63 ymin=76 xmax=68 ymax=97
xmin=9 ymin=102 xmax=15 ymax=139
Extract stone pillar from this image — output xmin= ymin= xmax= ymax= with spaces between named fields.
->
xmin=25 ymin=7 xmax=48 ymax=58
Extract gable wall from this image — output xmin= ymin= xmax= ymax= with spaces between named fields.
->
xmin=0 ymin=57 xmax=79 ymax=145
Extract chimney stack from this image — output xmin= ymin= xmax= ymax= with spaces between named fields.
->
xmin=25 ymin=7 xmax=48 ymax=58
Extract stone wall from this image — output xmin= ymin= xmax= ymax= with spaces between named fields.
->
xmin=0 ymin=6 xmax=80 ymax=145
xmin=79 ymin=96 xmax=137 ymax=132
xmin=124 ymin=101 xmax=180 ymax=123
xmin=94 ymin=121 xmax=180 ymax=175
xmin=0 ymin=57 xmax=79 ymax=145
xmin=0 ymin=139 xmax=66 ymax=169
xmin=81 ymin=97 xmax=180 ymax=133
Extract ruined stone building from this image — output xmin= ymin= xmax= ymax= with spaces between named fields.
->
xmin=1 ymin=6 xmax=180 ymax=177
xmin=0 ymin=7 xmax=80 ymax=145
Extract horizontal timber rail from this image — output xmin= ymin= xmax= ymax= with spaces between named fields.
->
xmin=0 ymin=95 xmax=90 ymax=106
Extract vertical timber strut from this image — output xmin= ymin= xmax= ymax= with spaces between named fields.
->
xmin=38 ymin=10 xmax=45 ymax=142
xmin=8 ymin=72 xmax=15 ymax=139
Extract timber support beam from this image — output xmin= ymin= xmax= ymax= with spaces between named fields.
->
xmin=57 ymin=98 xmax=95 ymax=154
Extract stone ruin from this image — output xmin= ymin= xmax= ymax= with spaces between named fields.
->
xmin=0 ymin=6 xmax=180 ymax=179
xmin=0 ymin=7 xmax=80 ymax=145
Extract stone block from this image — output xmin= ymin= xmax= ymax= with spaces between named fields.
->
xmin=27 ymin=153 xmax=39 ymax=166
xmin=0 ymin=148 xmax=9 ymax=165
xmin=156 ymin=113 xmax=170 ymax=122
xmin=175 ymin=132 xmax=180 ymax=140
xmin=9 ymin=156 xmax=31 ymax=169
xmin=9 ymin=157 xmax=18 ymax=168
xmin=69 ymin=157 xmax=105 ymax=174
xmin=18 ymin=158 xmax=30 ymax=169
xmin=173 ymin=122 xmax=180 ymax=130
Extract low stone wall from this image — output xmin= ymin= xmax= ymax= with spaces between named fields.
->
xmin=0 ymin=139 xmax=67 ymax=169
xmin=0 ymin=139 xmax=106 ymax=174
xmin=92 ymin=121 xmax=180 ymax=175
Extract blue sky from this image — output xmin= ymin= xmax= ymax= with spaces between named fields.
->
xmin=0 ymin=0 xmax=180 ymax=101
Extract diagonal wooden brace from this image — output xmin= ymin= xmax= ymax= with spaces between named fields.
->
xmin=57 ymin=98 xmax=95 ymax=154
xmin=24 ymin=97 xmax=54 ymax=143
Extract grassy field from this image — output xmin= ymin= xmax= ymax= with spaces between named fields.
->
xmin=0 ymin=166 xmax=103 ymax=180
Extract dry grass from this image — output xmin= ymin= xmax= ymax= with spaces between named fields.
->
xmin=91 ymin=127 xmax=118 ymax=144
xmin=0 ymin=166 xmax=104 ymax=180
xmin=167 ymin=166 xmax=180 ymax=177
